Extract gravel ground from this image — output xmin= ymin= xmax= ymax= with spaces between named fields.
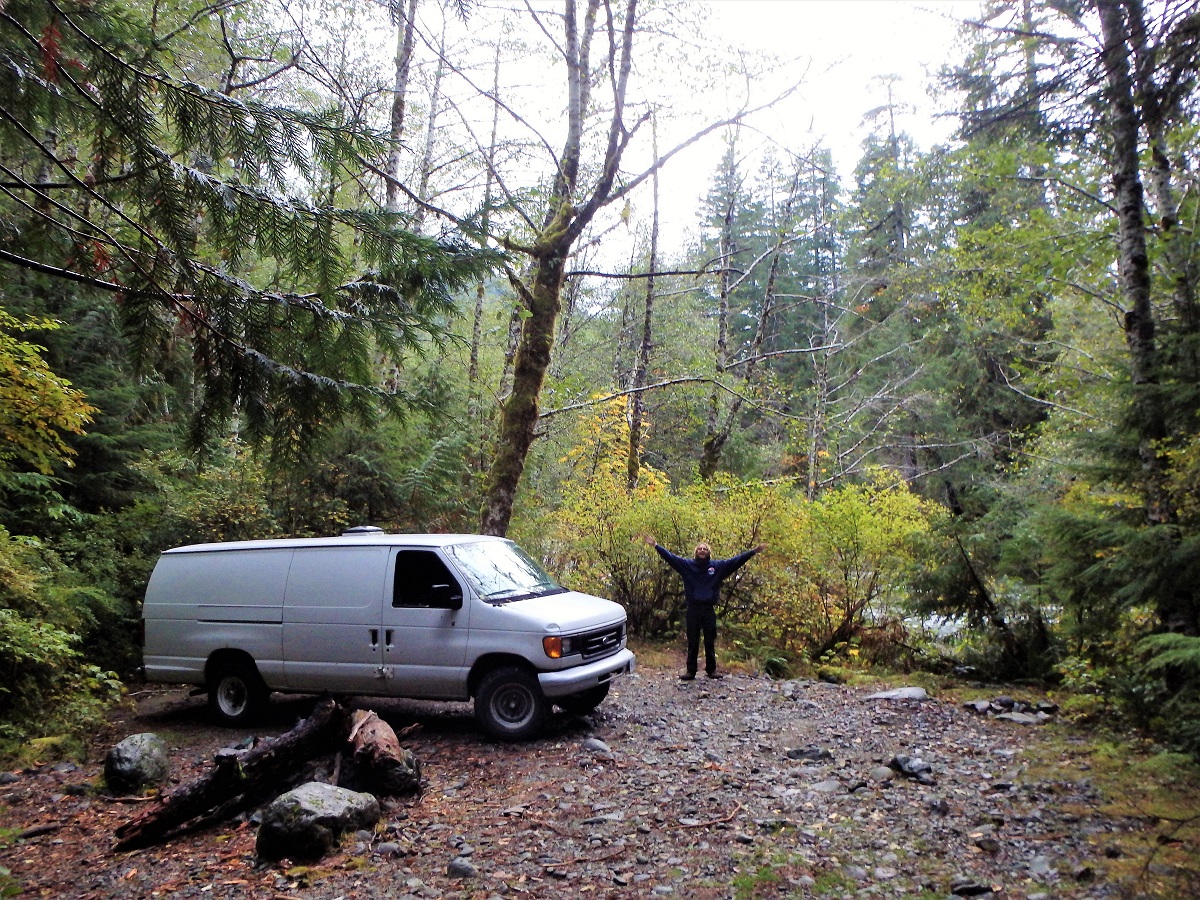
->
xmin=0 ymin=661 xmax=1187 ymax=899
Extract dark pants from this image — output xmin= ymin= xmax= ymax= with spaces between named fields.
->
xmin=685 ymin=604 xmax=718 ymax=675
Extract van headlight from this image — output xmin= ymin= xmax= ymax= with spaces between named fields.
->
xmin=543 ymin=635 xmax=578 ymax=659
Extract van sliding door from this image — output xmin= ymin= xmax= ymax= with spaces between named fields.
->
xmin=282 ymin=546 xmax=389 ymax=692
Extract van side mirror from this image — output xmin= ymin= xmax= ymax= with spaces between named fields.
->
xmin=430 ymin=583 xmax=463 ymax=610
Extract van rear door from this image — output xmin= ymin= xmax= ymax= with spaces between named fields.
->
xmin=282 ymin=545 xmax=389 ymax=692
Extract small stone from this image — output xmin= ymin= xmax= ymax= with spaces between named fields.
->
xmin=950 ymin=877 xmax=994 ymax=896
xmin=874 ymin=866 xmax=897 ymax=879
xmin=843 ymin=865 xmax=869 ymax=881
xmin=995 ymin=712 xmax=1044 ymax=725
xmin=865 ymin=686 xmax=928 ymax=701
xmin=583 ymin=737 xmax=611 ymax=754
xmin=810 ymin=779 xmax=842 ymax=792
xmin=926 ymin=797 xmax=950 ymax=815
xmin=870 ymin=766 xmax=896 ymax=783
xmin=786 ymin=746 xmax=833 ymax=762
xmin=447 ymin=856 xmax=479 ymax=878
xmin=1028 ymin=856 xmax=1054 ymax=877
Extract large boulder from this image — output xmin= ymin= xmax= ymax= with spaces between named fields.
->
xmin=257 ymin=782 xmax=380 ymax=861
xmin=104 ymin=733 xmax=170 ymax=794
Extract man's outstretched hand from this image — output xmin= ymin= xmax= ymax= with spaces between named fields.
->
xmin=638 ymin=534 xmax=657 ymax=547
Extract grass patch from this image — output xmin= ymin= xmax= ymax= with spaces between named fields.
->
xmin=1018 ymin=731 xmax=1200 ymax=897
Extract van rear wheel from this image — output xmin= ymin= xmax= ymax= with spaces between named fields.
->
xmin=208 ymin=660 xmax=268 ymax=726
xmin=475 ymin=667 xmax=547 ymax=741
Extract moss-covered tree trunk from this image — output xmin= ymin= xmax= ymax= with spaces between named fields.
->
xmin=480 ymin=0 xmax=638 ymax=536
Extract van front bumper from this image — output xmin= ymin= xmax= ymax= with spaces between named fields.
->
xmin=538 ymin=648 xmax=636 ymax=698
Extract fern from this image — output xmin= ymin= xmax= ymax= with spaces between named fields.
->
xmin=1140 ymin=633 xmax=1200 ymax=676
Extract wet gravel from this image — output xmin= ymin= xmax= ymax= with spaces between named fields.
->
xmin=0 ymin=664 xmax=1174 ymax=898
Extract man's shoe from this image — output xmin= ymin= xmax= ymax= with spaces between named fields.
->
xmin=679 ymin=673 xmax=696 ymax=681
xmin=705 ymin=671 xmax=724 ymax=679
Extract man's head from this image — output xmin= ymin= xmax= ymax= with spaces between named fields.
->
xmin=694 ymin=542 xmax=711 ymax=562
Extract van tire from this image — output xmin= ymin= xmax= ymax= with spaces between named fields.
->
xmin=475 ymin=667 xmax=546 ymax=741
xmin=556 ymin=683 xmax=610 ymax=715
xmin=208 ymin=660 xmax=268 ymax=726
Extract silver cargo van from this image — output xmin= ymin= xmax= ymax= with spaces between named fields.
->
xmin=141 ymin=531 xmax=635 ymax=740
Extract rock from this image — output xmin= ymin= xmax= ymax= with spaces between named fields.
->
xmin=447 ymin=856 xmax=479 ymax=878
xmin=0 ymin=773 xmax=19 ymax=785
xmin=869 ymin=766 xmax=896 ymax=783
xmin=785 ymin=746 xmax=833 ymax=762
xmin=865 ymin=686 xmax=928 ymax=701
xmin=925 ymin=796 xmax=950 ymax=815
xmin=817 ymin=668 xmax=844 ymax=684
xmin=104 ymin=733 xmax=170 ymax=795
xmin=810 ymin=779 xmax=842 ymax=792
xmin=1028 ymin=855 xmax=1054 ymax=877
xmin=950 ymin=877 xmax=994 ymax=895
xmin=995 ymin=712 xmax=1044 ymax=726
xmin=887 ymin=755 xmax=933 ymax=778
xmin=963 ymin=699 xmax=992 ymax=714
xmin=256 ymin=782 xmax=381 ymax=861
xmin=583 ymin=737 xmax=611 ymax=754
xmin=975 ymin=836 xmax=1001 ymax=853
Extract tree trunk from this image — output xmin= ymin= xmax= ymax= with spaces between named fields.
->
xmin=1126 ymin=0 xmax=1200 ymax=359
xmin=1096 ymin=0 xmax=1170 ymax=525
xmin=113 ymin=699 xmax=347 ymax=852
xmin=385 ymin=0 xmax=420 ymax=213
xmin=481 ymin=0 xmax=638 ymax=536
xmin=627 ymin=115 xmax=659 ymax=491
xmin=482 ymin=249 xmax=569 ymax=536
xmin=411 ymin=19 xmax=447 ymax=234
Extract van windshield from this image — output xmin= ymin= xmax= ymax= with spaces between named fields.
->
xmin=446 ymin=540 xmax=566 ymax=603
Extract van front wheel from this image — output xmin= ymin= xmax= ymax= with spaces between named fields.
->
xmin=475 ymin=668 xmax=547 ymax=741
xmin=208 ymin=660 xmax=268 ymax=727
xmin=556 ymin=683 xmax=610 ymax=716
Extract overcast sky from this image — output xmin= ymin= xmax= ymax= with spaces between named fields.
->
xmin=652 ymin=0 xmax=974 ymax=249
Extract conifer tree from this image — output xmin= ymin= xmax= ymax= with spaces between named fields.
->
xmin=0 ymin=0 xmax=495 ymax=463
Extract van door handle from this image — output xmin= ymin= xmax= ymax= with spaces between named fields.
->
xmin=384 ymin=629 xmax=394 ymax=650
xmin=369 ymin=628 xmax=379 ymax=649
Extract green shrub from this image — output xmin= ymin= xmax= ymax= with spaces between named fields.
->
xmin=0 ymin=528 xmax=124 ymax=746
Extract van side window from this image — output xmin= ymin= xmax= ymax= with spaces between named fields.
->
xmin=393 ymin=550 xmax=462 ymax=608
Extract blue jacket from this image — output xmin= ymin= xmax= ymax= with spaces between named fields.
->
xmin=654 ymin=544 xmax=759 ymax=606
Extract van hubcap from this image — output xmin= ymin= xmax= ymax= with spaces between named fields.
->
xmin=493 ymin=684 xmax=534 ymax=725
xmin=218 ymin=677 xmax=248 ymax=715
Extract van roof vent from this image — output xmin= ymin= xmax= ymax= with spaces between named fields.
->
xmin=342 ymin=525 xmax=385 ymax=535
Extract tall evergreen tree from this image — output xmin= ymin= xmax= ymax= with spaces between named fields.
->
xmin=0 ymin=0 xmax=494 ymax=468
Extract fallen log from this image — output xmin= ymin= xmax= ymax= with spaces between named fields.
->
xmin=346 ymin=710 xmax=421 ymax=796
xmin=113 ymin=697 xmax=346 ymax=852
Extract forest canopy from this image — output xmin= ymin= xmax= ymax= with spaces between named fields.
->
xmin=2 ymin=0 xmax=1200 ymax=757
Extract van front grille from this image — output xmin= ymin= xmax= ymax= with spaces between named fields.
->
xmin=580 ymin=623 xmax=625 ymax=660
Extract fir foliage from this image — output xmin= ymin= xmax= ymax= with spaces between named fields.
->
xmin=0 ymin=0 xmax=498 ymax=462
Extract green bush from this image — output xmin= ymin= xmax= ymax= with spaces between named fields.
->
xmin=0 ymin=528 xmax=124 ymax=746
